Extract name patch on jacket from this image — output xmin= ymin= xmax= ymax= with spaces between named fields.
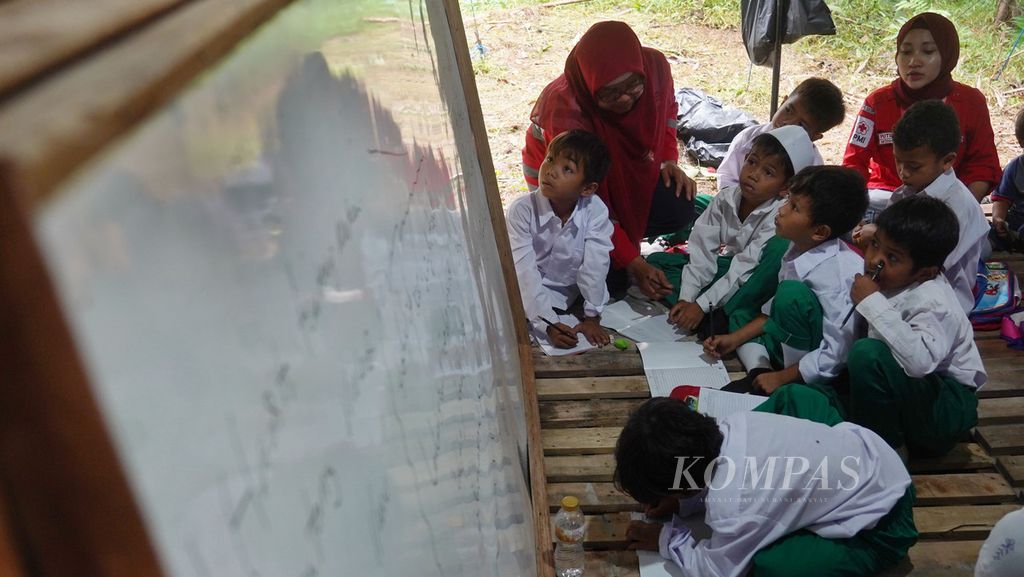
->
xmin=878 ymin=132 xmax=893 ymax=146
xmin=849 ymin=116 xmax=873 ymax=148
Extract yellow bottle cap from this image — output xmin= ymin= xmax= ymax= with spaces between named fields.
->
xmin=561 ymin=496 xmax=579 ymax=510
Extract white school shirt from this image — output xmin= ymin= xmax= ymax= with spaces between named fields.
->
xmin=505 ymin=192 xmax=613 ymax=330
xmin=717 ymin=123 xmax=824 ymax=191
xmin=856 ymin=275 xmax=987 ymax=389
xmin=679 ymin=186 xmax=783 ymax=312
xmin=659 ymin=411 xmax=911 ymax=577
xmin=888 ymin=168 xmax=988 ymax=315
xmin=761 ymin=239 xmax=863 ymax=383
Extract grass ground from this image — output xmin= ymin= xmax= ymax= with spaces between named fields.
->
xmin=463 ymin=0 xmax=1024 ymax=204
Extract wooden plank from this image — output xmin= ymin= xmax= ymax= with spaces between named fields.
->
xmin=533 ymin=347 xmax=744 ymax=378
xmin=974 ymin=339 xmax=1024 ymax=360
xmin=540 ymin=399 xmax=646 ymax=429
xmin=584 ymin=550 xmax=640 ymax=577
xmin=545 ymin=454 xmax=615 ymax=483
xmin=914 ymin=504 xmax=1021 ymax=540
xmin=976 ymin=424 xmax=1024 ymax=455
xmin=542 ymin=427 xmax=621 ymax=455
xmin=977 ymin=366 xmax=1024 ymax=399
xmin=534 ymin=348 xmax=644 ymax=378
xmin=0 ymin=0 xmax=298 ymax=208
xmin=547 ymin=482 xmax=638 ymax=513
xmin=914 ymin=473 xmax=1016 ymax=505
xmin=879 ymin=540 xmax=983 ymax=576
xmin=0 ymin=0 xmax=191 ymax=99
xmin=977 ymin=397 xmax=1024 ymax=425
xmin=995 ymin=455 xmax=1024 ymax=487
xmin=552 ymin=513 xmax=632 ymax=549
xmin=536 ymin=376 xmax=650 ymax=401
xmin=908 ymin=443 xmax=993 ymax=474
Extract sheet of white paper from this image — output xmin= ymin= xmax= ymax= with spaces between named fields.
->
xmin=617 ymin=316 xmax=691 ymax=343
xmin=533 ymin=314 xmax=597 ymax=356
xmin=600 ymin=298 xmax=665 ymax=331
xmin=696 ymin=388 xmax=765 ymax=418
xmin=638 ymin=551 xmax=685 ymax=577
xmin=638 ymin=342 xmax=730 ymax=395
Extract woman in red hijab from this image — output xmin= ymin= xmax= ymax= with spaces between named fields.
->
xmin=843 ymin=12 xmax=1001 ymax=214
xmin=522 ymin=21 xmax=696 ymax=299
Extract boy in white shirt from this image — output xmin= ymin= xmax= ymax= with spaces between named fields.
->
xmin=506 ymin=129 xmax=614 ymax=348
xmin=618 ymin=388 xmax=917 ymax=577
xmin=654 ymin=125 xmax=815 ymax=336
xmin=849 ymin=196 xmax=986 ymax=458
xmin=704 ymin=166 xmax=868 ymax=395
xmin=854 ymin=100 xmax=988 ymax=314
xmin=716 ymin=78 xmax=845 ymax=191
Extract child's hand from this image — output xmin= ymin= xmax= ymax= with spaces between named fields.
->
xmin=575 ymin=317 xmax=610 ymax=347
xmin=852 ymin=223 xmax=877 ymax=249
xmin=752 ymin=370 xmax=787 ymax=395
xmin=669 ymin=300 xmax=705 ymax=331
xmin=851 ymin=272 xmax=880 ymax=305
xmin=627 ymin=257 xmax=674 ymax=300
xmin=993 ymin=217 xmax=1009 ymax=238
xmin=625 ymin=521 xmax=663 ymax=551
xmin=703 ymin=334 xmax=738 ymax=358
xmin=546 ymin=323 xmax=579 ymax=348
xmin=644 ymin=496 xmax=680 ymax=519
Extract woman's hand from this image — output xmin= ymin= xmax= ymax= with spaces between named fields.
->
xmin=627 ymin=257 xmax=673 ymax=300
xmin=661 ymin=161 xmax=696 ymax=201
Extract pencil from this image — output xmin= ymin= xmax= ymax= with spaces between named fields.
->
xmin=541 ymin=316 xmax=577 ymax=340
xmin=841 ymin=262 xmax=884 ymax=328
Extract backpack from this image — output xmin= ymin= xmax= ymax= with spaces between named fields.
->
xmin=970 ymin=261 xmax=1024 ymax=331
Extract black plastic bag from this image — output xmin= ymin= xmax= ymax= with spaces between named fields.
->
xmin=741 ymin=0 xmax=836 ymax=67
xmin=675 ymin=88 xmax=758 ymax=168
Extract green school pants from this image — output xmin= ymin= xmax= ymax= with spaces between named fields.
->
xmin=749 ymin=384 xmax=918 ymax=577
xmin=646 ymin=235 xmax=790 ymax=332
xmin=847 ymin=338 xmax=979 ymax=457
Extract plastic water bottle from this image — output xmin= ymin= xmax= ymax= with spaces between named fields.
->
xmin=554 ymin=495 xmax=585 ymax=577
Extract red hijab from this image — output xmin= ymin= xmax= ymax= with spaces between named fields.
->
xmin=892 ymin=12 xmax=960 ymax=107
xmin=529 ymin=21 xmax=673 ymax=247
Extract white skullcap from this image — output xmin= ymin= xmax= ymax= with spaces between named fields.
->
xmin=765 ymin=125 xmax=815 ymax=175
xmin=976 ymin=507 xmax=1024 ymax=577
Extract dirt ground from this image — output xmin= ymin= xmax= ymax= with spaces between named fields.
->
xmin=465 ymin=2 xmax=1022 ymax=205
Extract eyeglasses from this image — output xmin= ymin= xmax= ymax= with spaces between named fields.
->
xmin=595 ymin=75 xmax=645 ymax=103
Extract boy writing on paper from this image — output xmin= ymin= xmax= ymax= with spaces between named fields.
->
xmin=506 ymin=129 xmax=613 ymax=348
xmin=650 ymin=125 xmax=815 ymax=337
xmin=618 ymin=388 xmax=917 ymax=577
xmin=703 ymin=166 xmax=868 ymax=395
xmin=848 ymin=196 xmax=986 ymax=459
xmin=853 ymin=100 xmax=988 ymax=314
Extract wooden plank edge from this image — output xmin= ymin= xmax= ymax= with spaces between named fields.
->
xmin=0 ymin=0 xmax=299 ymax=210
xmin=0 ymin=0 xmax=193 ymax=100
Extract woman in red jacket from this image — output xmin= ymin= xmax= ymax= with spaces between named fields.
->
xmin=843 ymin=12 xmax=1001 ymax=214
xmin=522 ymin=21 xmax=695 ymax=299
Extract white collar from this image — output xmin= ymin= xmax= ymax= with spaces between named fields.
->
xmin=782 ymin=238 xmax=839 ymax=279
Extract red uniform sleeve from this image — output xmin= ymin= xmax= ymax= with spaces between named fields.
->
xmin=609 ymin=222 xmax=640 ymax=270
xmin=956 ymin=90 xmax=1003 ymax=190
xmin=842 ymin=94 xmax=879 ymax=182
xmin=522 ymin=121 xmax=548 ymax=189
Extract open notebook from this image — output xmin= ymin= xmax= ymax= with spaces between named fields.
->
xmin=600 ymin=298 xmax=690 ymax=343
xmin=637 ymin=341 xmax=730 ymax=395
xmin=532 ymin=313 xmax=597 ymax=356
xmin=670 ymin=385 xmax=765 ymax=419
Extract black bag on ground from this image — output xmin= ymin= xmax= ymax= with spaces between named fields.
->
xmin=675 ymin=87 xmax=758 ymax=168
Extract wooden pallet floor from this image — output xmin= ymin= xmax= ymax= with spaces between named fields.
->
xmin=532 ymin=254 xmax=1024 ymax=576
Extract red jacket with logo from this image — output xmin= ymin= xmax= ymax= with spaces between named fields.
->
xmin=842 ymin=81 xmax=1002 ymax=193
